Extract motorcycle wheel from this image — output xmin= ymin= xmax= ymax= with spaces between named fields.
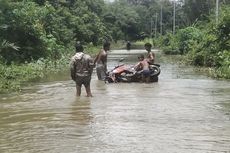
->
xmin=150 ymin=65 xmax=161 ymax=77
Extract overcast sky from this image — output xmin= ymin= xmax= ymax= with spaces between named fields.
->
xmin=105 ymin=0 xmax=115 ymax=2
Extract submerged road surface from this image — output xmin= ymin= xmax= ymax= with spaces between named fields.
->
xmin=0 ymin=49 xmax=230 ymax=153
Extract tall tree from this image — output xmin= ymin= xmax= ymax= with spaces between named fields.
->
xmin=183 ymin=0 xmax=216 ymax=24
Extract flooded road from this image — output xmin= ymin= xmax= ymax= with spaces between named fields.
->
xmin=0 ymin=49 xmax=230 ymax=153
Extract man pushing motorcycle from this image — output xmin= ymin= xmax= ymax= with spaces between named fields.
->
xmin=104 ymin=42 xmax=160 ymax=83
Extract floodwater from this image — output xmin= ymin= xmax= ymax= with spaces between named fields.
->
xmin=0 ymin=49 xmax=230 ymax=153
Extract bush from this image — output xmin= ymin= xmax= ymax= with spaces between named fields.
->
xmin=0 ymin=54 xmax=70 ymax=93
xmin=177 ymin=27 xmax=203 ymax=55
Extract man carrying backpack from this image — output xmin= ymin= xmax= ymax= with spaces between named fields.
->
xmin=70 ymin=43 xmax=94 ymax=97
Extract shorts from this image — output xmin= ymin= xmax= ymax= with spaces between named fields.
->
xmin=142 ymin=70 xmax=151 ymax=77
xmin=96 ymin=64 xmax=106 ymax=80
xmin=75 ymin=75 xmax=91 ymax=87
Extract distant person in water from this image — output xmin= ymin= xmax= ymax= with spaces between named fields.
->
xmin=94 ymin=42 xmax=110 ymax=80
xmin=70 ymin=43 xmax=94 ymax=97
xmin=126 ymin=41 xmax=131 ymax=51
xmin=144 ymin=43 xmax=155 ymax=64
xmin=134 ymin=54 xmax=150 ymax=83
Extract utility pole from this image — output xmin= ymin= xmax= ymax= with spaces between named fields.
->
xmin=216 ymin=0 xmax=219 ymax=25
xmin=173 ymin=0 xmax=176 ymax=35
xmin=155 ymin=13 xmax=158 ymax=38
xmin=150 ymin=17 xmax=153 ymax=40
xmin=160 ymin=3 xmax=163 ymax=35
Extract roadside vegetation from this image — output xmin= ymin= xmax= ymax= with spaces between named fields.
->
xmin=154 ymin=6 xmax=230 ymax=79
xmin=0 ymin=0 xmax=229 ymax=92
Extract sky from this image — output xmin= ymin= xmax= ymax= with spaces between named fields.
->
xmin=105 ymin=0 xmax=115 ymax=2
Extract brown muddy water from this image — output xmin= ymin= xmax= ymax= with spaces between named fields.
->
xmin=0 ymin=49 xmax=230 ymax=153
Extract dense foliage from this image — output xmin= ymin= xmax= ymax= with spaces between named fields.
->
xmin=0 ymin=0 xmax=110 ymax=64
xmin=0 ymin=0 xmax=200 ymax=63
xmin=0 ymin=56 xmax=69 ymax=92
xmin=157 ymin=5 xmax=230 ymax=78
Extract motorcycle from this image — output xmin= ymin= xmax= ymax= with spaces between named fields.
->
xmin=105 ymin=58 xmax=161 ymax=83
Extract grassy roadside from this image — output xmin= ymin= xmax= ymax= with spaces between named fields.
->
xmin=0 ymin=56 xmax=69 ymax=93
xmin=163 ymin=51 xmax=230 ymax=80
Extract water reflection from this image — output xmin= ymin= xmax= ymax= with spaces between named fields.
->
xmin=70 ymin=97 xmax=92 ymax=125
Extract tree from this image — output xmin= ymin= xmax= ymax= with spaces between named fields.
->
xmin=183 ymin=0 xmax=216 ymax=24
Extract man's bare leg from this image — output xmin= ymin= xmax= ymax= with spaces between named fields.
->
xmin=76 ymin=85 xmax=81 ymax=96
xmin=85 ymin=86 xmax=93 ymax=97
xmin=146 ymin=76 xmax=150 ymax=83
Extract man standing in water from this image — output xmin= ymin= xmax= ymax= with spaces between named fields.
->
xmin=70 ymin=43 xmax=94 ymax=97
xmin=94 ymin=42 xmax=110 ymax=80
xmin=144 ymin=43 xmax=155 ymax=64
xmin=126 ymin=41 xmax=131 ymax=51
